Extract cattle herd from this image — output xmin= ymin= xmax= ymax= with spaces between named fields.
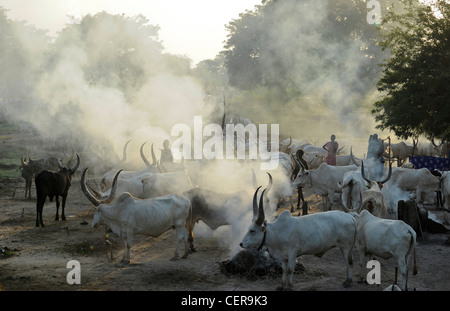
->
xmin=14 ymin=129 xmax=450 ymax=291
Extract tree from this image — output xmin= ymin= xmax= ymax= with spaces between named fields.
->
xmin=373 ymin=0 xmax=450 ymax=141
xmin=0 ymin=7 xmax=50 ymax=116
xmin=223 ymin=0 xmax=391 ymax=97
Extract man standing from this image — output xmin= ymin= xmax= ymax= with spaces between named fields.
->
xmin=323 ymin=134 xmax=339 ymax=166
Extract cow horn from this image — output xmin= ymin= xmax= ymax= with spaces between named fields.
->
xmin=140 ymin=142 xmax=152 ymax=168
xmin=361 ymin=161 xmax=371 ymax=184
xmin=256 ymin=189 xmax=266 ymax=226
xmin=379 ymin=162 xmax=392 ymax=185
xmin=265 ymin=172 xmax=273 ymax=195
xmin=151 ymin=143 xmax=157 ymax=166
xmin=81 ymin=168 xmax=101 ymax=207
xmin=122 ymin=139 xmax=132 ymax=162
xmin=21 ymin=155 xmax=27 ymax=166
xmin=252 ymin=186 xmax=261 ymax=220
xmin=350 ymin=147 xmax=360 ymax=167
xmin=69 ymin=154 xmax=80 ymax=175
xmin=105 ymin=169 xmax=122 ymax=204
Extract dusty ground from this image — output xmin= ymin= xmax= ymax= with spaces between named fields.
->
xmin=1 ymin=131 xmax=450 ymax=293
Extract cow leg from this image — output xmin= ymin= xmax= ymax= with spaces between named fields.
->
xmin=277 ymin=259 xmax=289 ymax=291
xmin=36 ymin=197 xmax=46 ymax=228
xmin=397 ymin=258 xmax=408 ymax=291
xmin=185 ymin=218 xmax=196 ymax=252
xmin=172 ymin=226 xmax=189 ymax=261
xmin=55 ymin=196 xmax=60 ymax=221
xmin=120 ymin=234 xmax=131 ymax=264
xmin=340 ymin=247 xmax=353 ymax=287
xmin=357 ymin=246 xmax=368 ymax=284
xmin=61 ymin=194 xmax=67 ymax=221
xmin=285 ymin=252 xmax=296 ymax=290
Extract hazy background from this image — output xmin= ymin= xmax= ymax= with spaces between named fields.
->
xmin=0 ymin=0 xmax=403 ymax=167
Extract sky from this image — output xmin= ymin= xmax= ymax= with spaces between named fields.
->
xmin=0 ymin=0 xmax=261 ymax=65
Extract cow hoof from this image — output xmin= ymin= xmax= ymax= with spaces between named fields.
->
xmin=190 ymin=248 xmax=197 ymax=253
xmin=170 ymin=256 xmax=179 ymax=261
xmin=343 ymin=280 xmax=352 ymax=288
xmin=181 ymin=254 xmax=188 ymax=259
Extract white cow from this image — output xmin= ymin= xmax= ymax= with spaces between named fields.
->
xmin=292 ymin=163 xmax=358 ymax=210
xmin=87 ymin=172 xmax=153 ymax=200
xmin=383 ymin=141 xmax=414 ymax=166
xmin=81 ymin=168 xmax=191 ymax=264
xmin=359 ymin=162 xmax=392 ymax=217
xmin=240 ymin=187 xmax=357 ymax=290
xmin=383 ymin=167 xmax=440 ymax=206
xmin=354 ymin=210 xmax=418 ymax=291
xmin=441 ymin=172 xmax=450 ymax=209
xmin=339 ymin=170 xmax=365 ymax=212
xmin=100 ymin=142 xmax=160 ymax=189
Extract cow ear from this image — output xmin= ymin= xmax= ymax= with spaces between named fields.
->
xmin=261 ymin=220 xmax=267 ymax=232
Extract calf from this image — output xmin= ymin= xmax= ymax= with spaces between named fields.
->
xmin=34 ymin=154 xmax=80 ymax=227
xmin=81 ymin=168 xmax=191 ymax=263
xmin=240 ymin=186 xmax=356 ymax=290
xmin=354 ymin=210 xmax=418 ymax=291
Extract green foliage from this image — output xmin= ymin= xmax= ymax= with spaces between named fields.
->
xmin=373 ymin=0 xmax=450 ymax=140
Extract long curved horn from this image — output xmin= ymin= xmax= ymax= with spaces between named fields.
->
xmin=151 ymin=144 xmax=157 ymax=166
xmin=69 ymin=154 xmax=80 ymax=175
xmin=256 ymin=189 xmax=266 ymax=226
xmin=122 ymin=139 xmax=132 ymax=162
xmin=350 ymin=147 xmax=360 ymax=167
xmin=252 ymin=186 xmax=261 ymax=220
xmin=81 ymin=168 xmax=101 ymax=207
xmin=105 ymin=169 xmax=122 ymax=204
xmin=379 ymin=162 xmax=392 ymax=185
xmin=361 ymin=161 xmax=371 ymax=184
xmin=140 ymin=142 xmax=152 ymax=168
xmin=265 ymin=172 xmax=273 ymax=195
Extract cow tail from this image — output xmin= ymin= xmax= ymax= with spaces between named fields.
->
xmin=409 ymin=228 xmax=418 ymax=275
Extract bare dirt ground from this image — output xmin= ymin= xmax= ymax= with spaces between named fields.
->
xmin=1 ymin=132 xmax=450 ymax=293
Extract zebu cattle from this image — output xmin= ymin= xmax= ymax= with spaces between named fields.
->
xmin=34 ymin=155 xmax=80 ymax=227
xmin=184 ymin=173 xmax=273 ymax=252
xmin=183 ymin=188 xmax=252 ymax=252
xmin=383 ymin=141 xmax=414 ymax=166
xmin=384 ymin=167 xmax=441 ymax=206
xmin=20 ymin=155 xmax=61 ymax=199
xmin=292 ymin=163 xmax=358 ymax=210
xmin=240 ymin=187 xmax=357 ymax=290
xmin=440 ymin=172 xmax=450 ymax=209
xmin=339 ymin=170 xmax=365 ymax=212
xmin=359 ymin=162 xmax=392 ymax=217
xmin=87 ymin=173 xmax=153 ymax=200
xmin=81 ymin=168 xmax=191 ymax=263
xmin=414 ymin=140 xmax=436 ymax=156
xmin=354 ymin=210 xmax=418 ymax=291
xmin=100 ymin=142 xmax=160 ymax=190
